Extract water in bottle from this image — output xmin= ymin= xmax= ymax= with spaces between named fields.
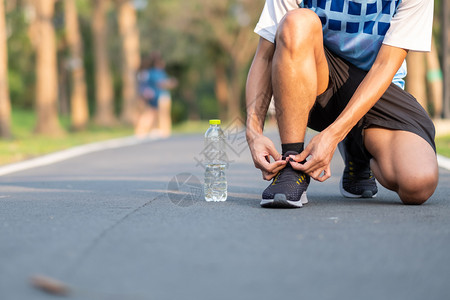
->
xmin=204 ymin=119 xmax=227 ymax=202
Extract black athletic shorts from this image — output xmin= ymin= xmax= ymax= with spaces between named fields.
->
xmin=307 ymin=47 xmax=436 ymax=159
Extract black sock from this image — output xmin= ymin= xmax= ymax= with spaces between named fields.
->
xmin=282 ymin=142 xmax=304 ymax=155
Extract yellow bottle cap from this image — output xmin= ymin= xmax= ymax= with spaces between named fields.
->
xmin=209 ymin=119 xmax=221 ymax=125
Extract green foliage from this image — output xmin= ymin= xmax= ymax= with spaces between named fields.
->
xmin=4 ymin=0 xmax=265 ymax=125
xmin=4 ymin=0 xmax=445 ymax=125
xmin=171 ymin=99 xmax=188 ymax=124
xmin=172 ymin=120 xmax=210 ymax=134
xmin=436 ymin=134 xmax=450 ymax=158
xmin=136 ymin=0 xmax=264 ymax=123
xmin=198 ymin=95 xmax=219 ymax=120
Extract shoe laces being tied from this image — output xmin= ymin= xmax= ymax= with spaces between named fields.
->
xmin=263 ymin=151 xmax=310 ymax=200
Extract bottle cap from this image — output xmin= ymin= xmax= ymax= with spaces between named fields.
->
xmin=209 ymin=119 xmax=221 ymax=125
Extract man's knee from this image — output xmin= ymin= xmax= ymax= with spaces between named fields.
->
xmin=276 ymin=9 xmax=323 ymax=52
xmin=398 ymin=166 xmax=438 ymax=205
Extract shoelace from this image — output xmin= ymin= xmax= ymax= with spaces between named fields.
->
xmin=271 ymin=164 xmax=308 ymax=186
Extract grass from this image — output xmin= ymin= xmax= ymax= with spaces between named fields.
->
xmin=172 ymin=120 xmax=210 ymax=134
xmin=1 ymin=109 xmax=450 ymax=167
xmin=436 ymin=134 xmax=450 ymax=158
xmin=0 ymin=110 xmax=134 ymax=166
xmin=0 ymin=109 xmax=213 ymax=166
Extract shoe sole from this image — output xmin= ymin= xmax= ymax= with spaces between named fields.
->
xmin=339 ymin=177 xmax=377 ymax=198
xmin=260 ymin=192 xmax=308 ymax=208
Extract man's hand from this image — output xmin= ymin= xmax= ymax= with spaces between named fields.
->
xmin=289 ymin=130 xmax=338 ymax=182
xmin=248 ymin=134 xmax=287 ymax=180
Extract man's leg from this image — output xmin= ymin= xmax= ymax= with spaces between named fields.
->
xmin=260 ymin=9 xmax=329 ymax=208
xmin=272 ymin=8 xmax=329 ymax=144
xmin=364 ymin=128 xmax=438 ymax=205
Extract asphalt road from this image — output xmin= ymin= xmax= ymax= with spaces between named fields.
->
xmin=1 ymin=129 xmax=449 ymax=300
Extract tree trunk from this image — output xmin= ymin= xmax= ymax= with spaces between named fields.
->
xmin=406 ymin=51 xmax=428 ymax=113
xmin=92 ymin=0 xmax=117 ymax=126
xmin=0 ymin=0 xmax=11 ymax=139
xmin=58 ymin=58 xmax=69 ymax=116
xmin=443 ymin=0 xmax=450 ymax=118
xmin=117 ymin=0 xmax=140 ymax=124
xmin=425 ymin=36 xmax=443 ymax=119
xmin=33 ymin=0 xmax=64 ymax=135
xmin=65 ymin=0 xmax=89 ymax=131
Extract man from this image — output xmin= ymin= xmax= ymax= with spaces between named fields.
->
xmin=246 ymin=0 xmax=438 ymax=208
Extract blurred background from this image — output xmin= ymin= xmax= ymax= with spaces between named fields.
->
xmin=0 ymin=0 xmax=449 ymax=164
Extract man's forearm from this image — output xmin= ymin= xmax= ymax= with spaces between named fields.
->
xmin=245 ymin=88 xmax=271 ymax=142
xmin=326 ymin=45 xmax=408 ymax=142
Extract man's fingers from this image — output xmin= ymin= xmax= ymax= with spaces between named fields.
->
xmin=310 ymin=170 xmax=328 ymax=182
xmin=262 ymin=171 xmax=275 ymax=181
xmin=261 ymin=156 xmax=285 ymax=169
xmin=290 ymin=157 xmax=332 ymax=182
xmin=290 ymin=157 xmax=314 ymax=172
xmin=309 ymin=166 xmax=332 ymax=182
xmin=289 ymin=160 xmax=304 ymax=171
xmin=291 ymin=149 xmax=310 ymax=164
xmin=264 ymin=159 xmax=286 ymax=173
xmin=262 ymin=163 xmax=285 ymax=180
xmin=270 ymin=161 xmax=287 ymax=173
xmin=302 ymin=158 xmax=320 ymax=174
xmin=258 ymin=158 xmax=286 ymax=180
xmin=267 ymin=145 xmax=283 ymax=161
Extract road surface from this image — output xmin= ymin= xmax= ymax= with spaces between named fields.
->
xmin=1 ymin=129 xmax=449 ymax=300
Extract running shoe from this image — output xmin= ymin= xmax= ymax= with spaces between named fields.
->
xmin=261 ymin=151 xmax=310 ymax=208
xmin=338 ymin=139 xmax=378 ymax=198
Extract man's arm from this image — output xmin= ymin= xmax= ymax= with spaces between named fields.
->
xmin=246 ymin=37 xmax=287 ymax=180
xmin=291 ymin=44 xmax=408 ymax=181
xmin=246 ymin=37 xmax=274 ymax=138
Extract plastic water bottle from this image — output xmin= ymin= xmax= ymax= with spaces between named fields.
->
xmin=204 ymin=119 xmax=227 ymax=202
